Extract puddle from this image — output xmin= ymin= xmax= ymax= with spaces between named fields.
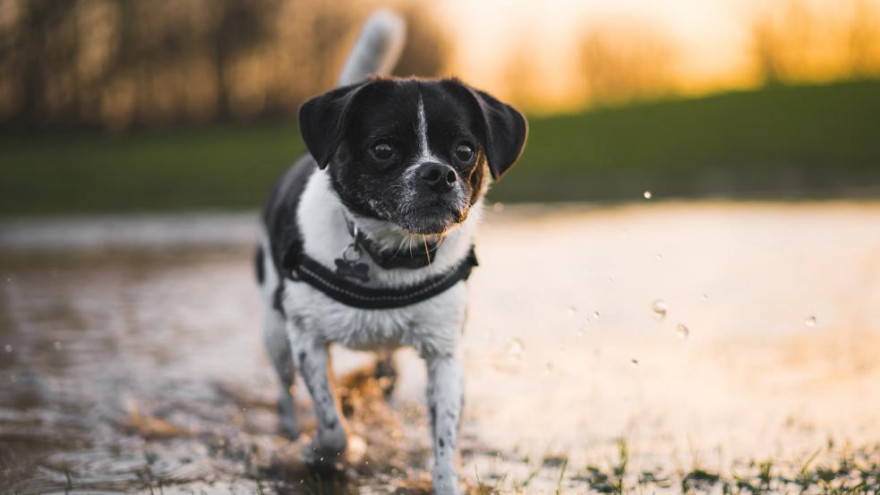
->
xmin=1 ymin=202 xmax=880 ymax=493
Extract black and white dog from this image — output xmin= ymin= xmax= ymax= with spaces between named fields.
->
xmin=255 ymin=11 xmax=526 ymax=493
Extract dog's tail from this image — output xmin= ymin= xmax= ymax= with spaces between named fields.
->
xmin=337 ymin=10 xmax=406 ymax=86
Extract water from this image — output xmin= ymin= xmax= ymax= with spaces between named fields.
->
xmin=675 ymin=323 xmax=690 ymax=339
xmin=504 ymin=338 xmax=525 ymax=357
xmin=2 ymin=202 xmax=880 ymax=493
xmin=651 ymin=299 xmax=668 ymax=320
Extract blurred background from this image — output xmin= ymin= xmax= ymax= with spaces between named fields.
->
xmin=3 ymin=1 xmax=880 ymax=493
xmin=2 ymin=0 xmax=879 ymax=216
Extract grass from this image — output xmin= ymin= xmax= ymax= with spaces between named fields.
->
xmin=2 ymin=79 xmax=879 ymax=217
xmin=468 ymin=441 xmax=880 ymax=495
xmin=496 ymin=78 xmax=880 ymax=202
xmin=0 ymin=123 xmax=304 ymax=216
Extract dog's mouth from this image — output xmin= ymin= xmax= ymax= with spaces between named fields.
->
xmin=397 ymin=201 xmax=467 ymax=235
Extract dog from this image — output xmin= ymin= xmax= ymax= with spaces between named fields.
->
xmin=255 ymin=11 xmax=527 ymax=494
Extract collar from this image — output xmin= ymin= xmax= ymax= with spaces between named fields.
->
xmin=281 ymin=213 xmax=478 ymax=309
xmin=343 ymin=216 xmax=439 ymax=270
xmin=288 ymin=247 xmax=478 ymax=309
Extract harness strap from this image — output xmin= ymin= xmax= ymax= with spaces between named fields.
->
xmin=288 ymin=248 xmax=478 ymax=309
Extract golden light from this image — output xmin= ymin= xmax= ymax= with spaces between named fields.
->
xmin=435 ymin=0 xmax=880 ymax=113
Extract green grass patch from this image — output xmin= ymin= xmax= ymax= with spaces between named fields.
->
xmin=1 ymin=123 xmax=304 ymax=216
xmin=2 ymin=80 xmax=879 ymax=217
xmin=495 ymin=79 xmax=880 ymax=202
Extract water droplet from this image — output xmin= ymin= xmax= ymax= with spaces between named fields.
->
xmin=675 ymin=324 xmax=690 ymax=339
xmin=651 ymin=299 xmax=668 ymax=320
xmin=492 ymin=202 xmax=505 ymax=213
xmin=701 ymin=293 xmax=708 ymax=301
xmin=630 ymin=358 xmax=639 ymax=366
xmin=805 ymin=315 xmax=817 ymax=327
xmin=3 ymin=344 xmax=11 ymax=353
xmin=592 ymin=311 xmax=600 ymax=319
xmin=53 ymin=341 xmax=61 ymax=350
xmin=567 ymin=305 xmax=577 ymax=315
xmin=655 ymin=253 xmax=663 ymax=260
xmin=505 ymin=338 xmax=525 ymax=358
xmin=643 ymin=191 xmax=652 ymax=199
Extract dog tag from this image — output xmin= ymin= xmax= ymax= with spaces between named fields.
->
xmin=335 ymin=242 xmax=370 ymax=283
xmin=335 ymin=258 xmax=370 ymax=283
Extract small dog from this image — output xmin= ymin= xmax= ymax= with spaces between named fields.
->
xmin=255 ymin=11 xmax=527 ymax=494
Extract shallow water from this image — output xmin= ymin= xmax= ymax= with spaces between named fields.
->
xmin=1 ymin=202 xmax=879 ymax=494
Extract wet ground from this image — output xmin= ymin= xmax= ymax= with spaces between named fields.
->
xmin=1 ymin=201 xmax=880 ymax=494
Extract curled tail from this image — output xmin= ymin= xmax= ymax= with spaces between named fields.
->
xmin=337 ymin=10 xmax=406 ymax=86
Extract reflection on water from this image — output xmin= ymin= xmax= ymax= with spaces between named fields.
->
xmin=1 ymin=202 xmax=879 ymax=493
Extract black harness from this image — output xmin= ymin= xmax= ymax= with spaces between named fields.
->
xmin=288 ymin=247 xmax=478 ymax=310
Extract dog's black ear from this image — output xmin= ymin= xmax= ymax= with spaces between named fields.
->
xmin=298 ymin=82 xmax=366 ymax=169
xmin=457 ymin=85 xmax=528 ymax=180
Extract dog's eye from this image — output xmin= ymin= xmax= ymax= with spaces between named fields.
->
xmin=371 ymin=142 xmax=394 ymax=160
xmin=454 ymin=144 xmax=475 ymax=163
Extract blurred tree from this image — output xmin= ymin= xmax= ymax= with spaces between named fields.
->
xmin=752 ymin=17 xmax=787 ymax=86
xmin=0 ymin=0 xmax=455 ymax=132
xmin=13 ymin=1 xmax=79 ymax=127
xmin=211 ymin=0 xmax=283 ymax=120
xmin=746 ymin=0 xmax=880 ymax=86
xmin=392 ymin=3 xmax=451 ymax=78
xmin=500 ymin=34 xmax=540 ymax=109
xmin=577 ymin=19 xmax=678 ymax=106
xmin=750 ymin=1 xmax=813 ymax=86
xmin=847 ymin=0 xmax=880 ymax=78
xmin=310 ymin=4 xmax=359 ymax=89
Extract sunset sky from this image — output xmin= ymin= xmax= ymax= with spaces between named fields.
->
xmin=433 ymin=0 xmax=880 ymax=112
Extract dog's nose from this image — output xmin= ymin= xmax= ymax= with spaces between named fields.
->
xmin=418 ymin=162 xmax=457 ymax=192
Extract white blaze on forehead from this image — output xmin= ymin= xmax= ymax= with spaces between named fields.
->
xmin=415 ymin=96 xmax=441 ymax=165
xmin=417 ymin=97 xmax=428 ymax=157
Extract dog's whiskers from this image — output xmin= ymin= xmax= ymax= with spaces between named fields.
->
xmin=422 ymin=235 xmax=433 ymax=266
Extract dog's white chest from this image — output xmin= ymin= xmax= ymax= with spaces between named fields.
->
xmin=282 ymin=280 xmax=467 ymax=354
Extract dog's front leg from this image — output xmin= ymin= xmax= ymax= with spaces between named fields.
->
xmin=288 ymin=328 xmax=347 ymax=462
xmin=425 ymin=352 xmax=464 ymax=495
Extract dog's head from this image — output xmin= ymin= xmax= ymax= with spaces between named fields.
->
xmin=298 ymin=78 xmax=527 ymax=235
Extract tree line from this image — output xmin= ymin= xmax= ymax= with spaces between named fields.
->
xmin=0 ymin=0 xmax=450 ymax=131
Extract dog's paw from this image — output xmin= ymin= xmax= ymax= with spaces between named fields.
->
xmin=302 ymin=427 xmax=347 ymax=468
xmin=279 ymin=416 xmax=301 ymax=440
xmin=316 ymin=423 xmax=348 ymax=452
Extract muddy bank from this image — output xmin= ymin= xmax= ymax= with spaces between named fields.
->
xmin=1 ymin=202 xmax=879 ymax=494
